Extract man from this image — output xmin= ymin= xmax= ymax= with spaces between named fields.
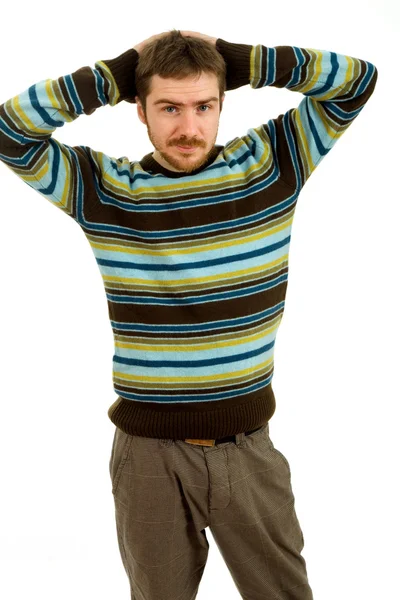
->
xmin=0 ymin=29 xmax=377 ymax=599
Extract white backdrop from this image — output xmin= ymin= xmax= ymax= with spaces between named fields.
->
xmin=0 ymin=1 xmax=397 ymax=598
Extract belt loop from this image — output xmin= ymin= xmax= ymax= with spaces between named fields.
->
xmin=235 ymin=431 xmax=246 ymax=447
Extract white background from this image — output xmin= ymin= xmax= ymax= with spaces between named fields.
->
xmin=0 ymin=1 xmax=398 ymax=598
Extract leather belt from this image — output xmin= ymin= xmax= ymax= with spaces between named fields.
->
xmin=184 ymin=425 xmax=263 ymax=447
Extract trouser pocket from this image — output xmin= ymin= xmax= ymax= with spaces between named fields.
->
xmin=109 ymin=426 xmax=133 ymax=495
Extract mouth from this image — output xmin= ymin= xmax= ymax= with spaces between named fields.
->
xmin=176 ymin=145 xmax=198 ymax=153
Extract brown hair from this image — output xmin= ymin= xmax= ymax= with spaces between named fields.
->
xmin=135 ymin=29 xmax=226 ymax=113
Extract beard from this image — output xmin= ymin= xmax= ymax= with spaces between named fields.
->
xmin=145 ymin=119 xmax=219 ymax=174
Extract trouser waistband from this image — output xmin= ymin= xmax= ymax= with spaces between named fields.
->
xmin=184 ymin=425 xmax=264 ymax=447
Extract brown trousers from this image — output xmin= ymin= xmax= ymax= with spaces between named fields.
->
xmin=109 ymin=422 xmax=314 ymax=599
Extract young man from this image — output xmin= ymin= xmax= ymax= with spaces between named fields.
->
xmin=0 ymin=29 xmax=377 ymax=599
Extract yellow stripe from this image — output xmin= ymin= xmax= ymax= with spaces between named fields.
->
xmin=293 ymin=106 xmax=315 ymax=175
xmin=21 ymin=159 xmax=50 ymax=182
xmin=95 ymin=60 xmax=120 ymax=105
xmin=250 ymin=45 xmax=256 ymax=85
xmin=13 ymin=95 xmax=51 ymax=134
xmin=45 ymin=79 xmax=62 ymax=114
xmin=60 ymin=145 xmax=71 ymax=209
xmin=115 ymin=315 xmax=281 ymax=352
xmin=312 ymin=54 xmax=354 ymax=101
xmin=301 ymin=49 xmax=323 ymax=94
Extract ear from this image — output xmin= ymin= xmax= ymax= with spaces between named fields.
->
xmin=135 ymin=97 xmax=147 ymax=124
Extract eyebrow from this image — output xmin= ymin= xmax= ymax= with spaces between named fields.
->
xmin=153 ymin=96 xmax=219 ymax=107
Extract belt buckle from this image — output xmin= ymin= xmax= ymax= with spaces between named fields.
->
xmin=185 ymin=438 xmax=215 ymax=447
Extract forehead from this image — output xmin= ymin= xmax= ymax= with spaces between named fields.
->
xmin=149 ymin=72 xmax=219 ymax=105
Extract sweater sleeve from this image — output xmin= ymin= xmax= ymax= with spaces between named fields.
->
xmin=0 ymin=47 xmax=139 ymax=221
xmin=216 ymin=38 xmax=378 ymax=191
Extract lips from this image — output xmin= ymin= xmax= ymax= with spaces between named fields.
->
xmin=176 ymin=145 xmax=197 ymax=153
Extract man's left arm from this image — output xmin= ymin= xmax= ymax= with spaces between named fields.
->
xmin=216 ymin=38 xmax=378 ymax=191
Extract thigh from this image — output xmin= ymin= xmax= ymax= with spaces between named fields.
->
xmin=208 ymin=424 xmax=313 ymax=599
xmin=109 ymin=428 xmax=210 ymax=600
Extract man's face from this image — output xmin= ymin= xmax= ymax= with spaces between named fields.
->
xmin=135 ymin=72 xmax=225 ymax=173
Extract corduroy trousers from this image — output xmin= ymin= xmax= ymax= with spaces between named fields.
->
xmin=109 ymin=421 xmax=314 ymax=600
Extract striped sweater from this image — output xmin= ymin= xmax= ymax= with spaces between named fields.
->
xmin=0 ymin=39 xmax=378 ymax=439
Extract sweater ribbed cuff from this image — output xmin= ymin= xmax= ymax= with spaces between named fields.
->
xmin=216 ymin=38 xmax=253 ymax=91
xmin=98 ymin=47 xmax=139 ymax=104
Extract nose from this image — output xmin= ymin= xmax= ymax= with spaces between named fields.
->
xmin=177 ymin=110 xmax=200 ymax=141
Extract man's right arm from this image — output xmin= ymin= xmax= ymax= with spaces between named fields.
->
xmin=0 ymin=47 xmax=139 ymax=222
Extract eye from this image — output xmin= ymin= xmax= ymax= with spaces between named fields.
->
xmin=163 ymin=105 xmax=212 ymax=113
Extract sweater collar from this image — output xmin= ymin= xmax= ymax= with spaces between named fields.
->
xmin=139 ymin=145 xmax=223 ymax=178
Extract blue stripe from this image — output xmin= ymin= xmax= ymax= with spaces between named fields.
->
xmin=97 ymin=235 xmax=291 ymax=271
xmin=113 ymin=338 xmax=275 ymax=368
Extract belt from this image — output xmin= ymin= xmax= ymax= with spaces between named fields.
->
xmin=184 ymin=425 xmax=263 ymax=447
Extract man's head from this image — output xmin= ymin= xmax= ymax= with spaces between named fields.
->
xmin=134 ymin=29 xmax=226 ymax=173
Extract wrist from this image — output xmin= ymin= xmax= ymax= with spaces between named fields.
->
xmin=95 ymin=47 xmax=139 ymax=104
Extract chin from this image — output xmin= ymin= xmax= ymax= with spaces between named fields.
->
xmin=168 ymin=150 xmax=206 ymax=171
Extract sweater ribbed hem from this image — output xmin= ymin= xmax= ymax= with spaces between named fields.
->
xmin=107 ymin=383 xmax=276 ymax=440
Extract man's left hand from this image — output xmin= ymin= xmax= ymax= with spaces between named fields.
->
xmin=179 ymin=31 xmax=217 ymax=47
